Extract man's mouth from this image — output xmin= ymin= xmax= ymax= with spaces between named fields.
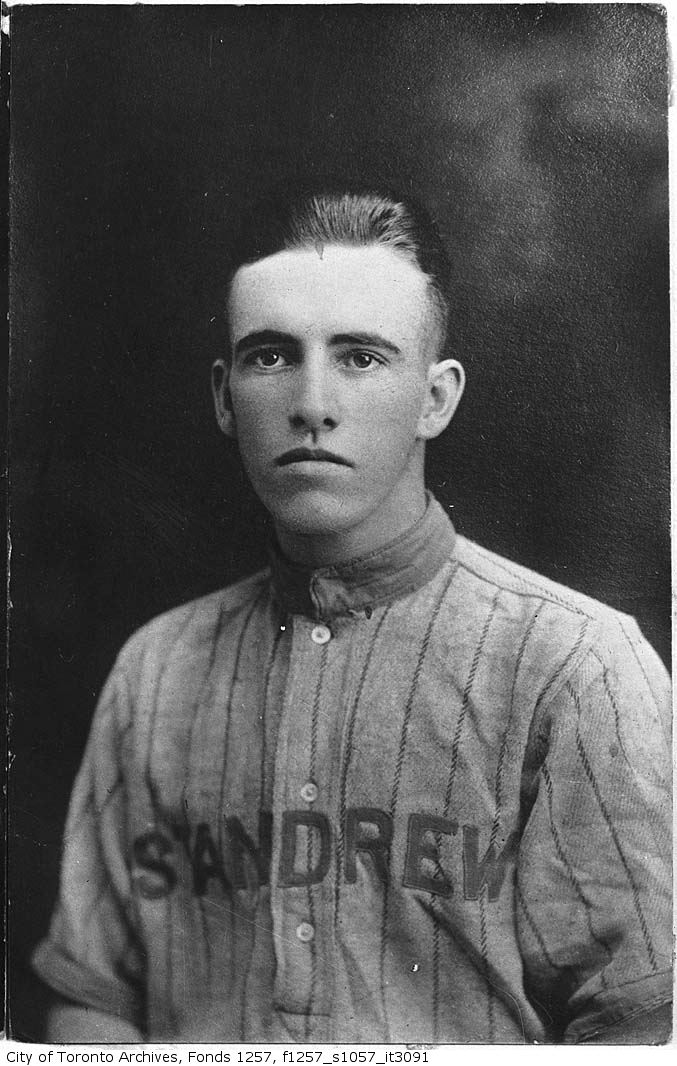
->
xmin=276 ymin=448 xmax=352 ymax=467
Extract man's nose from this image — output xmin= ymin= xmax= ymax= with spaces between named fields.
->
xmin=289 ymin=353 xmax=339 ymax=432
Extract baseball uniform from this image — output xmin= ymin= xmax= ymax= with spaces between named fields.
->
xmin=33 ymin=496 xmax=672 ymax=1043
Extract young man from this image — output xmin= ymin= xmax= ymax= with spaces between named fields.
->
xmin=34 ymin=190 xmax=671 ymax=1044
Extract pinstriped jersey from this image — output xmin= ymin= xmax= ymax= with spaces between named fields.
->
xmin=33 ymin=498 xmax=672 ymax=1043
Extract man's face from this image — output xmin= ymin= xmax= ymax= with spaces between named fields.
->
xmin=216 ymin=243 xmax=462 ymax=561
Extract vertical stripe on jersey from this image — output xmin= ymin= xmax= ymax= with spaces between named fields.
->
xmin=304 ymin=642 xmax=329 ymax=1038
xmin=216 ymin=587 xmax=268 ymax=858
xmin=84 ymin=688 xmax=143 ymax=1014
xmin=80 ymin=854 xmax=113 ymax=943
xmin=566 ymin=682 xmax=658 ymax=973
xmin=81 ymin=776 xmax=124 ymax=931
xmin=144 ymin=605 xmax=202 ymax=814
xmin=334 ymin=606 xmax=393 ymax=929
xmin=444 ymin=590 xmax=500 ymax=813
xmin=177 ymin=599 xmax=230 ymax=972
xmin=210 ymin=586 xmax=267 ymax=1027
xmin=433 ymin=588 xmax=499 ymax=1038
xmin=431 ymin=919 xmax=441 ymax=1042
xmin=479 ymin=891 xmax=495 ymax=1040
xmin=140 ymin=609 xmax=202 ymax=1029
xmin=600 ymin=664 xmax=626 ymax=755
xmin=597 ymin=658 xmax=666 ymax=795
xmin=309 ymin=644 xmax=326 ymax=781
xmin=597 ymin=660 xmax=667 ymax=787
xmin=259 ymin=624 xmax=285 ymax=813
xmin=618 ymin=619 xmax=662 ymax=712
xmin=180 ymin=597 xmax=228 ymax=807
xmin=381 ymin=569 xmax=457 ymax=1039
xmin=533 ymin=616 xmax=589 ymax=714
xmin=541 ymin=762 xmax=612 ymax=985
xmin=237 ymin=611 xmax=283 ymax=1040
xmin=490 ymin=603 xmax=541 ymax=851
xmin=515 ymin=881 xmax=563 ymax=974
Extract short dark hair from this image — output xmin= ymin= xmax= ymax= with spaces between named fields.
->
xmin=226 ymin=188 xmax=452 ymax=358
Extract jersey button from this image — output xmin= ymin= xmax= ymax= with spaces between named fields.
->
xmin=296 ymin=921 xmax=315 ymax=942
xmin=311 ymin=624 xmax=331 ymax=645
xmin=300 ymin=781 xmax=319 ymax=804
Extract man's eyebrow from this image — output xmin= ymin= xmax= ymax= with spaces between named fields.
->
xmin=233 ymin=329 xmax=402 ymax=357
xmin=331 ymin=332 xmax=401 ymax=354
xmin=233 ymin=330 xmax=296 ymax=356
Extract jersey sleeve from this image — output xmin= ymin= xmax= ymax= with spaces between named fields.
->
xmin=32 ymin=651 xmax=146 ymax=1028
xmin=515 ymin=614 xmax=672 ymax=1043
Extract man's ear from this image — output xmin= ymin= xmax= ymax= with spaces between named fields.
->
xmin=417 ymin=359 xmax=465 ymax=440
xmin=211 ymin=358 xmax=237 ymax=439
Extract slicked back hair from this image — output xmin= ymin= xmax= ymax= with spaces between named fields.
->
xmin=225 ymin=189 xmax=452 ymax=360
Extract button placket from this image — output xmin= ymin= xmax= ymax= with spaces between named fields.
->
xmin=270 ymin=617 xmax=335 ymax=1017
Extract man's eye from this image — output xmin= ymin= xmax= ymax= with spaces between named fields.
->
xmin=250 ymin=349 xmax=287 ymax=369
xmin=347 ymin=350 xmax=378 ymax=370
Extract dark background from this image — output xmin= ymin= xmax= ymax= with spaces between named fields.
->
xmin=8 ymin=4 xmax=669 ymax=1041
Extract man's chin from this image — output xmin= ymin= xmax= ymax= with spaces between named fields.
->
xmin=264 ymin=490 xmax=361 ymax=540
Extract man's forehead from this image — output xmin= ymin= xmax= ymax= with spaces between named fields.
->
xmin=227 ymin=243 xmax=432 ymax=339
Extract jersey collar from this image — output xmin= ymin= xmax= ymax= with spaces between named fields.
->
xmin=268 ymin=493 xmax=456 ymax=622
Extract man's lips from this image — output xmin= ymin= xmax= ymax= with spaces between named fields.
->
xmin=276 ymin=447 xmax=352 ymax=467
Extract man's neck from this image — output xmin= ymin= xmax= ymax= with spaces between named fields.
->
xmin=274 ymin=489 xmax=428 ymax=569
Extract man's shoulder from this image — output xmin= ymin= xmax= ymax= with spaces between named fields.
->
xmin=451 ymin=534 xmax=669 ymax=711
xmin=453 ymin=533 xmax=626 ymax=625
xmin=116 ymin=568 xmax=271 ymax=671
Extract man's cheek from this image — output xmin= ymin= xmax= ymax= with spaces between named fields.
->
xmin=370 ymin=402 xmax=422 ymax=439
xmin=235 ymin=406 xmax=281 ymax=448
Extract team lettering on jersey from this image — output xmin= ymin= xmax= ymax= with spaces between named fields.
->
xmin=131 ymin=808 xmax=518 ymax=903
